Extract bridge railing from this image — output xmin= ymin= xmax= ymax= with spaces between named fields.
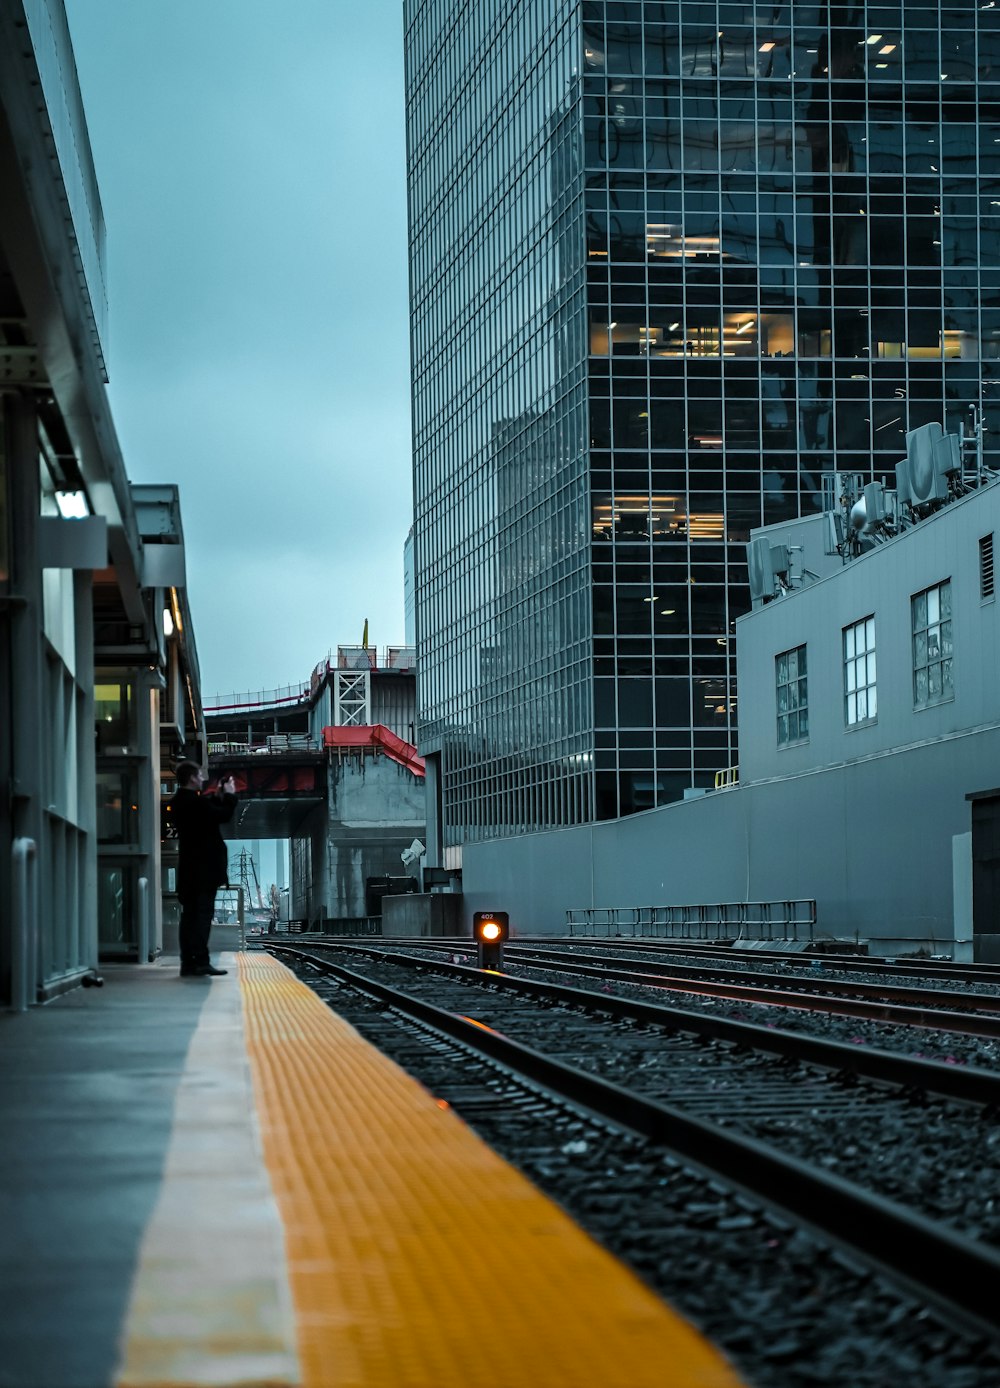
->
xmin=208 ymin=734 xmax=319 ymax=756
xmin=204 ymin=684 xmax=311 ymax=712
xmin=566 ymin=900 xmax=816 ymax=942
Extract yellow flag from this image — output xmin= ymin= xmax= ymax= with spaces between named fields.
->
xmin=362 ymin=618 xmax=369 ymax=649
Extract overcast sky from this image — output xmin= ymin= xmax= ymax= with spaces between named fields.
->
xmin=64 ymin=1 xmax=412 ymax=699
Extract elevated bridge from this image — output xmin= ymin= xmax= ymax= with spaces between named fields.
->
xmin=207 ymin=727 xmax=424 ymax=839
xmin=207 ymin=739 xmax=326 ymax=838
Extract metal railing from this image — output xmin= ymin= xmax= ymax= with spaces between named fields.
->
xmin=566 ymin=900 xmax=816 ymax=943
xmin=714 ymin=765 xmax=739 ymax=790
xmin=267 ymin=917 xmax=382 ymax=936
xmin=204 ymin=684 xmax=310 ymax=712
xmin=207 ymin=734 xmax=319 ymax=756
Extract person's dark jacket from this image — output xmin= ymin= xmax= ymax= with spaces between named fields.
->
xmin=172 ymin=787 xmax=237 ymax=899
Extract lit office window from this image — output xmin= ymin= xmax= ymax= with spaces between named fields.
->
xmin=776 ymin=645 xmax=808 ymax=746
xmin=844 ymin=616 xmax=877 ymax=726
xmin=912 ymin=580 xmax=953 ymax=709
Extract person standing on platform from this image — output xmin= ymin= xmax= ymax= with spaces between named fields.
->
xmin=172 ymin=760 xmax=237 ymax=977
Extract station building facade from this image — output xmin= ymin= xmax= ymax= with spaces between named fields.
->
xmin=405 ymin=0 xmax=1000 ymax=874
xmin=0 ymin=0 xmax=203 ymax=1005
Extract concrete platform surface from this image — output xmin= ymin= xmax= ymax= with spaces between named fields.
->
xmin=0 ymin=947 xmax=746 ymax=1388
xmin=0 ymin=952 xmax=296 ymax=1388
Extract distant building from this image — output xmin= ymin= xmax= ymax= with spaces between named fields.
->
xmin=0 ymin=0 xmax=203 ymax=1003
xmin=404 ymin=1 xmax=1000 ymax=879
xmin=204 ymin=646 xmax=424 ymax=928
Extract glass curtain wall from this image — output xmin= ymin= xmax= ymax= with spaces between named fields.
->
xmin=584 ymin=0 xmax=999 ymax=816
xmin=406 ymin=0 xmax=592 ymax=843
xmin=407 ymin=0 xmax=1000 ymax=839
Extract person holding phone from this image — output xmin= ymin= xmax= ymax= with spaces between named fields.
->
xmin=171 ymin=761 xmax=237 ymax=977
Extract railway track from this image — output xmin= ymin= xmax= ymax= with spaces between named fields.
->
xmin=264 ymin=939 xmax=1000 ymax=1362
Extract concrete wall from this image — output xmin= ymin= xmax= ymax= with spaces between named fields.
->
xmin=463 ymin=713 xmax=1000 ymax=953
xmin=382 ymin=892 xmax=463 ymax=936
xmin=309 ymin=753 xmax=425 ymax=920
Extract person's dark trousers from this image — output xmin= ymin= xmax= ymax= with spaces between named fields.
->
xmin=179 ymin=890 xmax=217 ymax=972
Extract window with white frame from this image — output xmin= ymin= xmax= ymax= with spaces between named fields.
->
xmin=844 ymin=615 xmax=876 ymax=726
xmin=911 ymin=579 xmax=953 ymax=709
xmin=775 ymin=644 xmax=808 ymax=745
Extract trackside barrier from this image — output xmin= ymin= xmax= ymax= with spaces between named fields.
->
xmin=566 ymin=900 xmax=816 ymax=943
xmin=266 ymin=918 xmax=382 ymax=936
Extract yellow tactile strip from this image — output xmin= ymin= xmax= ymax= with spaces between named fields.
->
xmin=116 ymin=955 xmax=299 ymax=1388
xmin=239 ymin=951 xmax=747 ymax=1388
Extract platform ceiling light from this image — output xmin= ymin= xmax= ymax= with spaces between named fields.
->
xmin=55 ymin=490 xmax=89 ymax=518
xmin=473 ymin=911 xmax=509 ymax=969
xmin=759 ymin=40 xmax=775 ymax=52
xmin=163 ymin=606 xmax=175 ymax=638
xmin=866 ymin=33 xmax=883 ymax=44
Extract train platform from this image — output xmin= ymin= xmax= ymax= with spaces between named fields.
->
xmin=0 ymin=945 xmax=747 ymax=1388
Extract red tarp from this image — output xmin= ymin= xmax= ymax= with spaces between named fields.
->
xmin=322 ymin=724 xmax=425 ymax=777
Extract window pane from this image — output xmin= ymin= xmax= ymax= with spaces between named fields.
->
xmin=913 ymin=592 xmax=927 ymax=630
xmin=869 ymin=686 xmax=877 ymax=718
xmin=844 ymin=626 xmax=855 ymax=659
xmin=927 ymin=588 xmax=940 ymax=623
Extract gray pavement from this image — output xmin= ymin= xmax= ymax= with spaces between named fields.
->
xmin=0 ymin=943 xmax=234 ymax=1388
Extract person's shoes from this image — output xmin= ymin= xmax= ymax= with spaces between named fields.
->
xmin=194 ymin=964 xmax=228 ymax=976
xmin=179 ymin=965 xmax=203 ymax=977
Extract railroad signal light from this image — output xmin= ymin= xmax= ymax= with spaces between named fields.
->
xmin=473 ymin=911 xmax=509 ymax=968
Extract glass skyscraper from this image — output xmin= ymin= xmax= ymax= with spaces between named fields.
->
xmin=405 ymin=0 xmax=1000 ymax=848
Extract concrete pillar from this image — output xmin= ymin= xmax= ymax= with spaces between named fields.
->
xmin=423 ymin=752 xmax=442 ymax=872
xmin=8 ymin=394 xmax=44 ymax=1002
xmin=74 ymin=569 xmax=98 ymax=970
xmin=135 ymin=665 xmax=165 ymax=959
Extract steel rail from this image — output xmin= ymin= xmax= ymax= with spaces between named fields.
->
xmin=264 ymin=941 xmax=1000 ymax=1111
xmin=509 ymin=937 xmax=1000 ymax=986
xmin=271 ymin=943 xmax=1000 ymax=1341
xmin=502 ymin=944 xmax=1000 ymax=1016
xmin=304 ymin=935 xmax=1000 ymax=1039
